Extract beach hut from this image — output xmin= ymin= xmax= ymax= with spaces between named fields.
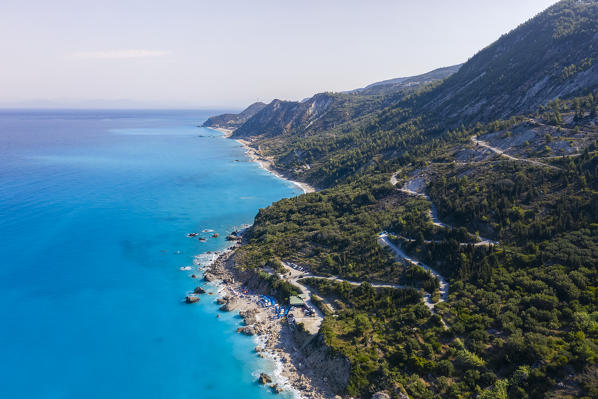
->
xmin=289 ymin=296 xmax=306 ymax=307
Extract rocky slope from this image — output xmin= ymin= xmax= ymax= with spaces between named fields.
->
xmin=208 ymin=65 xmax=459 ymax=140
xmin=417 ymin=0 xmax=598 ymax=123
xmin=202 ymin=101 xmax=266 ymax=130
xmin=219 ymin=1 xmax=598 ymax=143
xmin=232 ymin=93 xmax=337 ymax=139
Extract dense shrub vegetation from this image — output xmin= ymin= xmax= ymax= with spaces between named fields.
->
xmin=214 ymin=2 xmax=598 ymax=397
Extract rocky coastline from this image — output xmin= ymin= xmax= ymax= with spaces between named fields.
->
xmin=197 ymin=125 xmax=343 ymax=398
xmin=202 ymin=244 xmax=349 ymax=399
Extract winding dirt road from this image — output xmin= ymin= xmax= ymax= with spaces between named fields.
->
xmin=471 ymin=135 xmax=560 ymax=170
xmin=281 ymin=253 xmax=450 ymax=329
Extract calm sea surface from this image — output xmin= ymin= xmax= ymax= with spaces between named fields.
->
xmin=0 ymin=109 xmax=301 ymax=398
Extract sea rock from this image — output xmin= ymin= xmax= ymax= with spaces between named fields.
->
xmin=220 ymin=300 xmax=238 ymax=312
xmin=185 ymin=295 xmax=200 ymax=304
xmin=270 ymin=384 xmax=283 ymax=394
xmin=193 ymin=286 xmax=206 ymax=294
xmin=240 ymin=309 xmax=258 ymax=325
xmin=203 ymin=273 xmax=215 ymax=282
xmin=216 ymin=298 xmax=226 ymax=305
xmin=258 ymin=372 xmax=272 ymax=385
xmin=236 ymin=326 xmax=256 ymax=336
xmin=371 ymin=392 xmax=391 ymax=399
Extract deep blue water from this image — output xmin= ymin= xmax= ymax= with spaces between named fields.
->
xmin=0 ymin=110 xmax=301 ymax=398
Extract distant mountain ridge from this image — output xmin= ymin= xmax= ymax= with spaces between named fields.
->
xmin=209 ymin=2 xmax=598 ymax=140
xmin=204 ymin=65 xmax=459 ymax=137
xmin=202 ymin=101 xmax=266 ymax=130
xmin=204 ymin=0 xmax=598 ymax=190
xmin=354 ymin=64 xmax=462 ymax=95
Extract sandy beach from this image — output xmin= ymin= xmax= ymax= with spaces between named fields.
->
xmin=208 ymin=126 xmax=316 ymax=194
xmin=210 ymin=126 xmax=235 ymax=138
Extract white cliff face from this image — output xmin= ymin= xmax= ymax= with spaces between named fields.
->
xmin=232 ymin=93 xmax=336 ymax=138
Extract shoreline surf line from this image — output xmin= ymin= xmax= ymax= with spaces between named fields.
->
xmin=206 ymin=126 xmax=316 ymax=194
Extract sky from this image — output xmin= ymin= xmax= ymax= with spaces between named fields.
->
xmin=0 ymin=0 xmax=558 ymax=109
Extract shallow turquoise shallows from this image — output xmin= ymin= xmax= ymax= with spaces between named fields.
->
xmin=0 ymin=110 xmax=302 ymax=399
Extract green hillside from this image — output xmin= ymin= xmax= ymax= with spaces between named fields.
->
xmin=205 ymin=1 xmax=598 ymax=397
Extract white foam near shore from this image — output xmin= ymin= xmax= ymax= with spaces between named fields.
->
xmin=204 ymin=126 xmax=316 ymax=194
xmin=202 ymin=252 xmax=307 ymax=399
xmin=239 ymin=144 xmax=315 ymax=195
xmin=246 ymin=311 xmax=302 ymax=399
xmin=193 ymin=252 xmax=219 ymax=267
xmin=258 ymin=346 xmax=302 ymax=399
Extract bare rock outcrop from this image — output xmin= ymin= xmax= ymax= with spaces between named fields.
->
xmin=219 ymin=298 xmax=238 ymax=312
xmin=258 ymin=372 xmax=272 ymax=385
xmin=236 ymin=326 xmax=256 ymax=336
xmin=240 ymin=309 xmax=258 ymax=325
xmin=291 ymin=329 xmax=350 ymax=395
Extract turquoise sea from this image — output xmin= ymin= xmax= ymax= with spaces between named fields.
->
xmin=0 ymin=110 xmax=302 ymax=398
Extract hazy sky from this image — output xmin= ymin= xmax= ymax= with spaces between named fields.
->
xmin=0 ymin=0 xmax=557 ymax=109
